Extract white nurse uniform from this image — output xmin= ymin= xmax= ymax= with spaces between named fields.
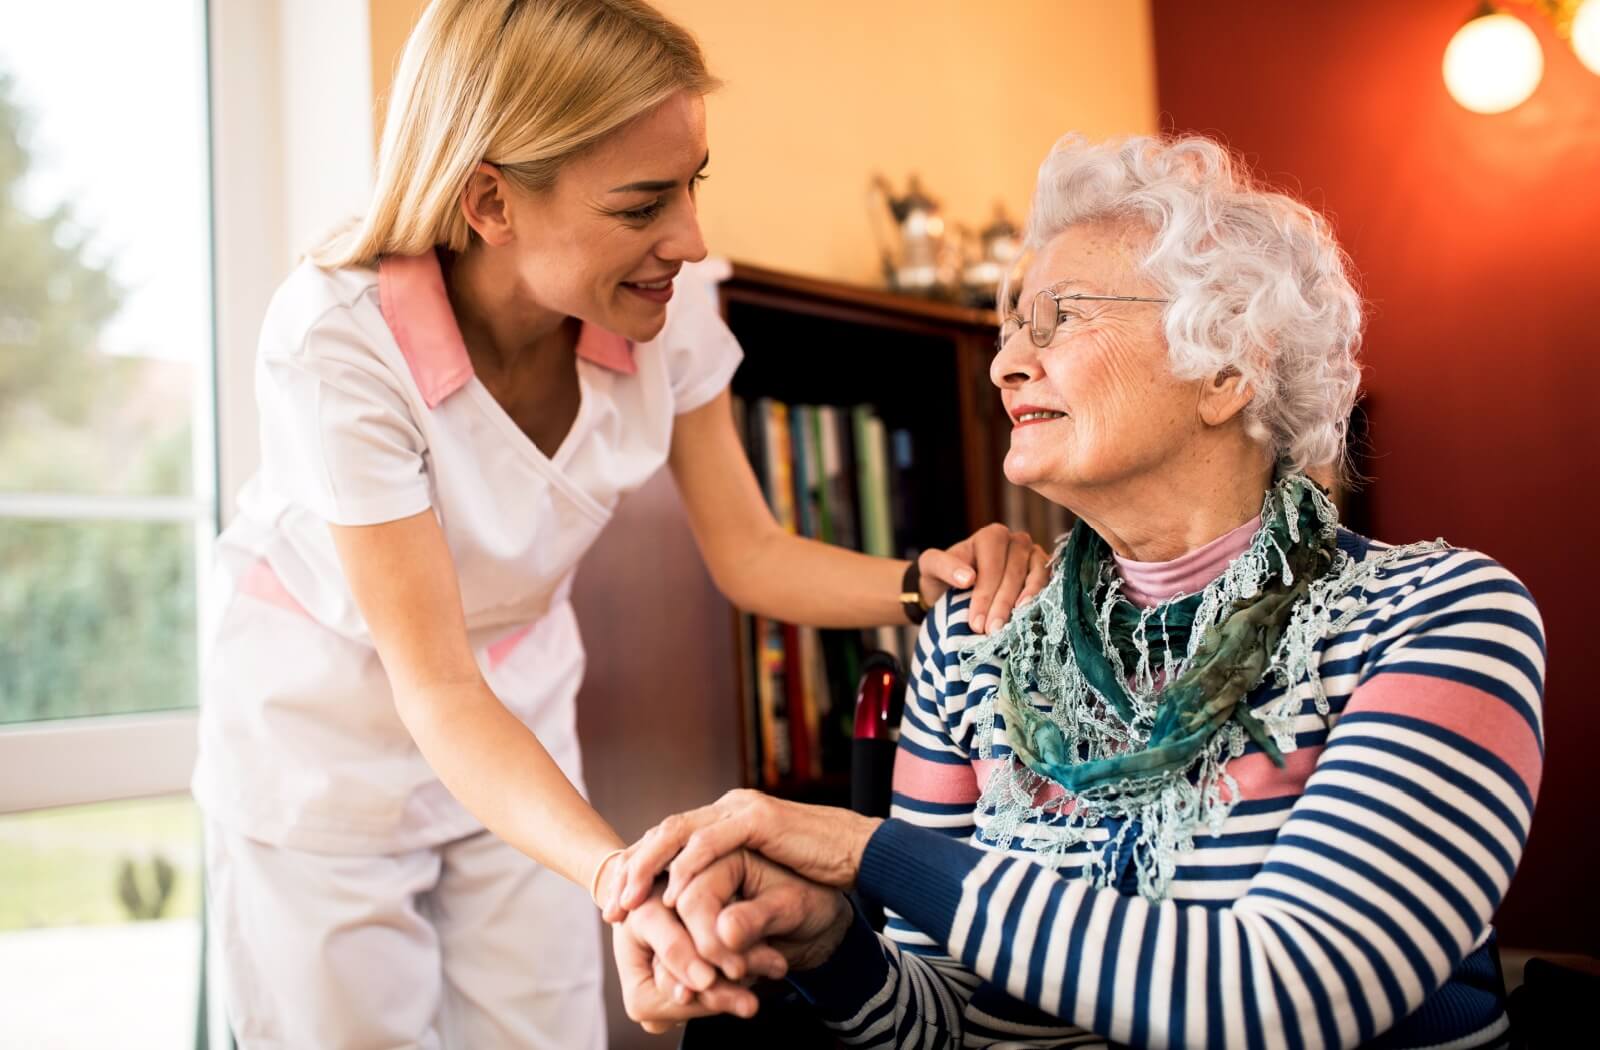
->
xmin=192 ymin=250 xmax=741 ymax=1048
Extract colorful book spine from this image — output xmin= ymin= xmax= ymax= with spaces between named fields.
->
xmin=753 ymin=615 xmax=790 ymax=785
xmin=817 ymin=405 xmax=857 ymax=551
xmin=788 ymin=403 xmax=814 ymax=539
xmin=781 ymin=622 xmax=810 ymax=783
xmin=796 ymin=625 xmax=825 ymax=779
xmin=803 ymin=406 xmax=832 ymax=545
xmin=888 ymin=428 xmax=917 ymax=560
xmin=737 ymin=397 xmax=926 ymax=787
xmin=763 ymin=401 xmax=798 ymax=534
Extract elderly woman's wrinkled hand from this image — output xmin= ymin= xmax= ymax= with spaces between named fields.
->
xmin=611 ymin=882 xmax=786 ymax=1034
xmin=603 ymin=790 xmax=880 ymax=921
xmin=674 ymin=848 xmax=854 ymax=977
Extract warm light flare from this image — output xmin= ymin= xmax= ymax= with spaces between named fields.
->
xmin=1573 ymin=0 xmax=1600 ymax=75
xmin=1442 ymin=11 xmax=1545 ymax=113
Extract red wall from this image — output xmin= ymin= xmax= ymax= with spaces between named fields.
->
xmin=1152 ymin=0 xmax=1600 ymax=952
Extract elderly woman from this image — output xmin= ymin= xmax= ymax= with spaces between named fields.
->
xmin=606 ymin=133 xmax=1546 ymax=1049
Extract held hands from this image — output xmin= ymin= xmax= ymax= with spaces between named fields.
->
xmin=602 ymin=519 xmax=1045 ymax=1032
xmin=607 ymin=879 xmax=787 ymax=1034
xmin=673 ymin=849 xmax=853 ymax=975
xmin=608 ymin=790 xmax=879 ymax=920
xmin=921 ymin=523 xmax=1050 ymax=634
xmin=599 ymin=793 xmax=878 ymax=1033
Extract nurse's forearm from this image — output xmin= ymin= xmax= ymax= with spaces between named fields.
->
xmin=395 ymin=680 xmax=622 ymax=887
xmin=670 ymin=395 xmax=911 ymax=628
xmin=718 ymin=527 xmax=909 ymax=628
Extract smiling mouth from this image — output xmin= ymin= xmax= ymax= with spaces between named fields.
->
xmin=1014 ymin=409 xmax=1068 ymax=427
xmin=620 ymin=276 xmax=677 ymax=304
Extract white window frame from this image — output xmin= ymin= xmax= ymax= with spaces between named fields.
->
xmin=0 ymin=0 xmax=375 ymax=817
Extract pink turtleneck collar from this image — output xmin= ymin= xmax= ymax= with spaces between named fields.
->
xmin=1112 ymin=516 xmax=1261 ymax=608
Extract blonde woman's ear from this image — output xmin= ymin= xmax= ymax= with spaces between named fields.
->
xmin=459 ymin=162 xmax=515 ymax=246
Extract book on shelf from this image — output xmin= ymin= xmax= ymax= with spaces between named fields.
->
xmin=733 ymin=394 xmax=920 ymax=793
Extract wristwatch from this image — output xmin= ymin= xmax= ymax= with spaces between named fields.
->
xmin=900 ymin=560 xmax=929 ymax=625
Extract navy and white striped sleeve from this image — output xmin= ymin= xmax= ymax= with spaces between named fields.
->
xmin=846 ymin=550 xmax=1545 ymax=1049
xmin=788 ymin=592 xmax=986 ymax=1045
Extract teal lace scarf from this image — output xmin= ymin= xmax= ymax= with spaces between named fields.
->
xmin=1006 ymin=474 xmax=1336 ymax=794
xmin=962 ymin=474 xmax=1433 ymax=900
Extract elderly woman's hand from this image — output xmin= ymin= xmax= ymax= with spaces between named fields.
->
xmin=611 ymin=883 xmax=787 ymax=1034
xmin=674 ymin=849 xmax=853 ymax=977
xmin=923 ymin=523 xmax=1049 ymax=634
xmin=604 ymin=790 xmax=880 ymax=920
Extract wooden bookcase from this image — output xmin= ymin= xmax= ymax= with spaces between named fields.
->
xmin=570 ymin=262 xmax=1061 ymax=828
xmin=572 ymin=263 xmax=1374 ymax=852
xmin=715 ymin=263 xmax=1056 ymax=804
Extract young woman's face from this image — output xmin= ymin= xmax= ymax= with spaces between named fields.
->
xmin=503 ymin=89 xmax=710 ymax=341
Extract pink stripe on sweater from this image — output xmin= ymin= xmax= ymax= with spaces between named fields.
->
xmin=237 ymin=559 xmax=312 ymax=620
xmin=1346 ymin=672 xmax=1543 ymax=798
xmin=972 ymin=757 xmax=1071 ymax=809
xmin=893 ymin=750 xmax=980 ymax=804
xmin=1220 ymin=744 xmax=1323 ymax=802
xmin=972 ymin=757 xmax=1006 ymax=791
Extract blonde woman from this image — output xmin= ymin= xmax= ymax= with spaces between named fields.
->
xmin=190 ymin=1 xmax=1045 ymax=1045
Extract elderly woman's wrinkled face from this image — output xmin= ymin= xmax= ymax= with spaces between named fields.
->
xmin=991 ymin=220 xmax=1203 ymax=501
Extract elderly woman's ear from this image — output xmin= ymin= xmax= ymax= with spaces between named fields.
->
xmin=1196 ymin=367 xmax=1255 ymax=428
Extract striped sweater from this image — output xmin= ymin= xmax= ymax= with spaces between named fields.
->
xmin=790 ymin=530 xmax=1545 ymax=1049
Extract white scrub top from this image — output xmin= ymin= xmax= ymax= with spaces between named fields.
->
xmin=192 ymin=252 xmax=742 ymax=853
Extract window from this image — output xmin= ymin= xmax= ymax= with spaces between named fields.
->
xmin=1 ymin=3 xmax=375 ymax=1044
xmin=0 ymin=1 xmax=215 ymax=726
xmin=0 ymin=796 xmax=205 ymax=1047
xmin=0 ymin=3 xmax=214 ymax=1046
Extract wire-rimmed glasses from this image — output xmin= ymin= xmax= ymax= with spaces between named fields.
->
xmin=999 ymin=286 xmax=1170 ymax=350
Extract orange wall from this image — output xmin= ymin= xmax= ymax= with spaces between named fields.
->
xmin=367 ymin=0 xmax=1157 ymax=286
xmin=1154 ymin=0 xmax=1600 ymax=953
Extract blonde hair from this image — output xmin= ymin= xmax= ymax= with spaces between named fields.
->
xmin=312 ymin=0 xmax=718 ymax=269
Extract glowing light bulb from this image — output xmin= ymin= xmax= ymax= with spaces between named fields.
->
xmin=1442 ymin=11 xmax=1544 ymax=114
xmin=1573 ymin=0 xmax=1600 ymax=76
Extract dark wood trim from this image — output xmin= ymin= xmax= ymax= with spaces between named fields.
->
xmin=725 ymin=261 xmax=998 ymax=332
xmin=953 ymin=330 xmax=1002 ymax=530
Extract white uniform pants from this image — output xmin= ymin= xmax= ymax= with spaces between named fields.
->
xmin=205 ymin=821 xmax=605 ymax=1049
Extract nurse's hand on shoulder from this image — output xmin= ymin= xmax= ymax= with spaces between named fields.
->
xmin=922 ymin=523 xmax=1050 ymax=635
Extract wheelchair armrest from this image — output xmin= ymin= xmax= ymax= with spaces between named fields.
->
xmin=849 ymin=652 xmax=904 ymax=819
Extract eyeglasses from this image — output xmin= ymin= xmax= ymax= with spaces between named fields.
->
xmin=999 ymin=287 xmax=1170 ymax=350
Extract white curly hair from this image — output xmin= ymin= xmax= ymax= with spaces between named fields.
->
xmin=1008 ymin=133 xmax=1364 ymax=477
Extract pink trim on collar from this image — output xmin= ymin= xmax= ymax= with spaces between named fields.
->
xmin=1113 ymin=515 xmax=1262 ymax=608
xmin=376 ymin=250 xmax=636 ymax=409
xmin=378 ymin=252 xmax=473 ymax=408
xmin=575 ymin=318 xmax=637 ymax=376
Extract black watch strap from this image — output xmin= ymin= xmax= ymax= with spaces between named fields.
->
xmin=900 ymin=560 xmax=928 ymax=625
